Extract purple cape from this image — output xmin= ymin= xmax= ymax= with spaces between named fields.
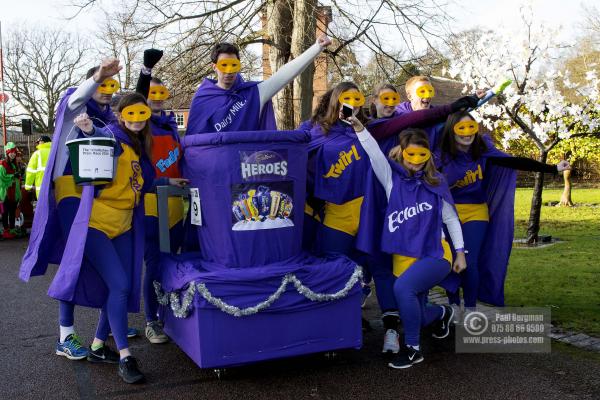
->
xmin=306 ymin=121 xmax=370 ymax=204
xmin=440 ymin=135 xmax=516 ymax=306
xmin=185 ymin=75 xmax=276 ymax=135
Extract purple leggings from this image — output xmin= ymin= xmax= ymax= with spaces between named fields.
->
xmin=393 ymin=257 xmax=450 ymax=346
xmin=57 ymin=197 xmax=79 ymax=327
xmin=448 ymin=220 xmax=488 ymax=308
xmin=84 ymin=228 xmax=133 ymax=350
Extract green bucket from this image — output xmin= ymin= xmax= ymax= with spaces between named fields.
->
xmin=66 ymin=137 xmax=117 ymax=185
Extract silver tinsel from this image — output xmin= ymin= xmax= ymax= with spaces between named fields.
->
xmin=153 ymin=265 xmax=363 ymax=319
xmin=154 ymin=281 xmax=170 ymax=306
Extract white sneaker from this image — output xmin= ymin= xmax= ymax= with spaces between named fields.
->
xmin=451 ymin=304 xmax=462 ymax=324
xmin=382 ymin=329 xmax=400 ymax=354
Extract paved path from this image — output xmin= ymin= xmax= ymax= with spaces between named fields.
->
xmin=2 ymin=238 xmax=600 ymax=399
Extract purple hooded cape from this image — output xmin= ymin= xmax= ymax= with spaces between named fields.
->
xmin=396 ymin=102 xmax=444 ymax=152
xmin=356 ymin=159 xmax=460 ymax=291
xmin=20 ymin=115 xmax=152 ymax=311
xmin=440 ymin=135 xmax=517 ymax=306
xmin=186 ymin=76 xmax=276 ymax=135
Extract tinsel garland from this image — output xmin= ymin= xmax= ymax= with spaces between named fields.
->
xmin=154 ymin=265 xmax=363 ymax=318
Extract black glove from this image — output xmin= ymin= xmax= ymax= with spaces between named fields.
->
xmin=143 ymin=49 xmax=164 ymax=69
xmin=450 ymin=95 xmax=479 ymax=112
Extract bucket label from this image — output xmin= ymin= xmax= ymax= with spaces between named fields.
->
xmin=231 ymin=181 xmax=294 ymax=231
xmin=78 ymin=144 xmax=114 ymax=179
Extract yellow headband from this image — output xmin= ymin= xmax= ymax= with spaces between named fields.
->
xmin=402 ymin=146 xmax=431 ymax=164
xmin=453 ymin=120 xmax=479 ymax=136
xmin=338 ymin=91 xmax=365 ymax=107
xmin=121 ymin=104 xmax=151 ymax=122
xmin=379 ymin=92 xmax=400 ymax=107
xmin=148 ymin=85 xmax=170 ymax=101
xmin=97 ymin=78 xmax=120 ymax=95
xmin=215 ymin=58 xmax=241 ymax=74
xmin=415 ymin=84 xmax=435 ymax=99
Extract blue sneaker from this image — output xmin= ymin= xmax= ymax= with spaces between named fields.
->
xmin=109 ymin=327 xmax=139 ymax=338
xmin=56 ymin=334 xmax=89 ymax=360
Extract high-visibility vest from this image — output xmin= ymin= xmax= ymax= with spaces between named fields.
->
xmin=25 ymin=142 xmax=51 ymax=197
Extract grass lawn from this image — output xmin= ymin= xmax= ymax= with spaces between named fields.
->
xmin=506 ymin=187 xmax=600 ymax=336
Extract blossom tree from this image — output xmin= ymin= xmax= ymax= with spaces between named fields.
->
xmin=447 ymin=6 xmax=600 ymax=244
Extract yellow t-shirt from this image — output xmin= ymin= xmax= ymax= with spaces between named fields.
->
xmin=144 ymin=193 xmax=184 ymax=228
xmin=454 ymin=203 xmax=489 ymax=224
xmin=322 ymin=196 xmax=363 ymax=236
xmin=54 ymin=175 xmax=83 ymax=203
xmin=88 ymin=143 xmax=144 ymax=238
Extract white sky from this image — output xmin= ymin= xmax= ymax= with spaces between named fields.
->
xmin=0 ymin=0 xmax=592 ymax=46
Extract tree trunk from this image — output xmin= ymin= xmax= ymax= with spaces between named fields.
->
xmin=559 ymin=168 xmax=574 ymax=207
xmin=526 ymin=151 xmax=548 ymax=244
xmin=290 ymin=0 xmax=317 ymax=127
xmin=266 ymin=0 xmax=295 ymax=130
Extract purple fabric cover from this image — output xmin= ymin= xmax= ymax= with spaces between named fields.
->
xmin=440 ymin=135 xmax=517 ymax=306
xmin=181 ymin=130 xmax=309 ymax=267
xmin=160 ymin=252 xmax=359 ymax=311
xmin=159 ymin=251 xmax=362 ymax=368
xmin=185 ymin=76 xmax=276 ymax=135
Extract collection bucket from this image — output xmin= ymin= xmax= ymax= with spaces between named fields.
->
xmin=66 ymin=137 xmax=117 ymax=185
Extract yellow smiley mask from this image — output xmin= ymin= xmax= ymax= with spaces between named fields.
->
xmin=379 ymin=92 xmax=400 ymax=107
xmin=148 ymin=86 xmax=170 ymax=101
xmin=415 ymin=84 xmax=435 ymax=99
xmin=453 ymin=120 xmax=479 ymax=136
xmin=402 ymin=146 xmax=431 ymax=164
xmin=97 ymin=78 xmax=120 ymax=95
xmin=338 ymin=91 xmax=365 ymax=107
xmin=121 ymin=104 xmax=152 ymax=122
xmin=215 ymin=58 xmax=241 ymax=74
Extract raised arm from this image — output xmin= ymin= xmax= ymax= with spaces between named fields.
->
xmin=368 ymin=96 xmax=480 ymax=141
xmin=68 ymin=58 xmax=122 ymax=111
xmin=488 ymin=156 xmax=569 ymax=174
xmin=135 ymin=49 xmax=164 ymax=98
xmin=257 ymin=35 xmax=331 ymax=111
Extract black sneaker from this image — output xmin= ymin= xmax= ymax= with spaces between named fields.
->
xmin=432 ymin=305 xmax=455 ymax=339
xmin=118 ymin=356 xmax=145 ymax=384
xmin=87 ymin=345 xmax=120 ymax=364
xmin=388 ymin=345 xmax=424 ymax=369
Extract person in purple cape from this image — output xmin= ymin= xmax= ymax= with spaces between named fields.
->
xmin=394 ymin=76 xmax=445 ymax=153
xmin=69 ymin=93 xmax=185 ymax=383
xmin=351 ymin=117 xmax=467 ymax=369
xmin=186 ymin=34 xmax=332 ymax=135
xmin=438 ymin=110 xmax=570 ymax=310
xmin=299 ymin=81 xmax=478 ymax=348
xmin=135 ymin=49 xmax=188 ymax=344
xmin=19 ymin=58 xmax=121 ymax=362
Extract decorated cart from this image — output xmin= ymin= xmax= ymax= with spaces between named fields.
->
xmin=154 ymin=130 xmax=363 ymax=370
